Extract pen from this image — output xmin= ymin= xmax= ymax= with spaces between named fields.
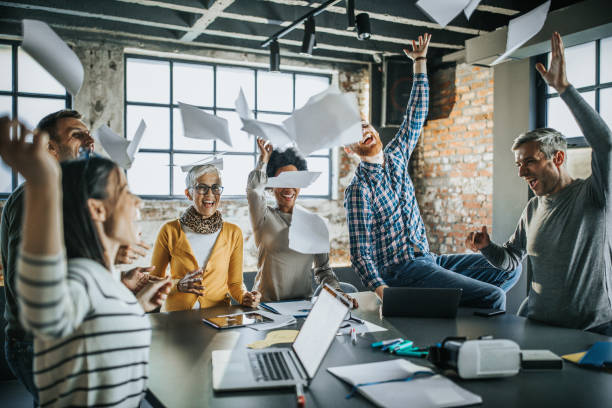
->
xmin=381 ymin=339 xmax=404 ymax=351
xmin=351 ymin=327 xmax=357 ymax=344
xmin=371 ymin=338 xmax=403 ymax=348
xmin=296 ymin=383 xmax=306 ymax=407
xmin=349 ymin=315 xmax=365 ymax=324
xmin=395 ymin=349 xmax=428 ymax=357
xmin=390 ymin=341 xmax=414 ymax=353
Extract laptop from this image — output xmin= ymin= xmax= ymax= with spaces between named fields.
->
xmin=382 ymin=287 xmax=463 ymax=318
xmin=211 ymin=285 xmax=351 ymax=391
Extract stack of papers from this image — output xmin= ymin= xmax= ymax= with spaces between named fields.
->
xmin=260 ymin=300 xmax=313 ymax=318
xmin=248 ymin=310 xmax=297 ymax=331
xmin=328 ymin=360 xmax=482 ymax=408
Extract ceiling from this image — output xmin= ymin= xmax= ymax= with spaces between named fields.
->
xmin=0 ymin=0 xmax=586 ymax=65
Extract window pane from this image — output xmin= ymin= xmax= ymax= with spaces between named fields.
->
xmin=257 ymin=71 xmax=293 ymax=112
xmin=566 ymin=147 xmax=592 ymax=179
xmin=216 ymin=110 xmax=254 ymax=152
xmin=0 ymin=95 xmax=11 ymax=117
xmin=18 ymin=48 xmax=65 ymax=95
xmin=126 ymin=59 xmax=169 ymax=104
xmin=17 ymin=97 xmax=66 ymax=129
xmin=547 ymin=42 xmax=595 ymax=93
xmin=547 ymin=91 xmax=595 ymax=137
xmin=217 ymin=66 xmax=255 ymax=109
xmin=173 ymin=62 xmax=213 ymax=106
xmin=302 ymin=157 xmax=329 ymax=196
xmin=601 ymin=37 xmax=612 ymax=84
xmin=172 ymin=153 xmax=211 ymax=196
xmin=295 ymin=74 xmax=330 ymax=109
xmin=126 ymin=105 xmax=170 ymax=150
xmin=0 ymin=44 xmax=12 ymax=91
xmin=220 ymin=155 xmax=253 ymax=196
xmin=600 ymin=88 xmax=612 ymax=129
xmin=128 ymin=152 xmax=170 ymax=195
xmin=172 ymin=107 xmax=214 ymax=151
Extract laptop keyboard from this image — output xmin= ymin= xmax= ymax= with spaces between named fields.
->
xmin=249 ymin=351 xmax=295 ymax=382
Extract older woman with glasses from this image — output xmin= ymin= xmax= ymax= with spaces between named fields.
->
xmin=151 ymin=164 xmax=260 ymax=311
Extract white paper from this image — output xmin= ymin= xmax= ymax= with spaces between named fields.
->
xmin=95 ymin=121 xmax=147 ymax=170
xmin=288 ymin=205 xmax=330 ymax=254
xmin=235 ymin=88 xmax=253 ymax=119
xmin=261 ymin=300 xmax=313 ymax=317
xmin=337 ymin=318 xmax=387 ymax=335
xmin=248 ymin=310 xmax=297 ymax=331
xmin=178 ymin=101 xmax=232 ymax=147
xmin=283 ymin=91 xmax=361 ymax=156
xmin=464 ymin=0 xmax=481 ymax=19
xmin=265 ymin=170 xmax=321 ymax=189
xmin=21 ymin=20 xmax=84 ymax=96
xmin=240 ymin=118 xmax=294 ymax=146
xmin=491 ymin=1 xmax=551 ymax=66
xmin=328 ymin=360 xmax=482 ymax=408
xmin=179 ymin=155 xmax=224 ymax=172
xmin=416 ymin=0 xmax=471 ymax=28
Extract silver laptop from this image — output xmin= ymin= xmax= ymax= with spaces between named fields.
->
xmin=212 ymin=285 xmax=351 ymax=391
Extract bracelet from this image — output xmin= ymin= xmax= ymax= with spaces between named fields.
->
xmin=414 ymin=57 xmax=427 ymax=61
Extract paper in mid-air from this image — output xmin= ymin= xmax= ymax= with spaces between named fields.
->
xmin=178 ymin=101 xmax=233 ymax=147
xmin=464 ymin=0 xmax=482 ymax=19
xmin=21 ymin=20 xmax=84 ymax=96
xmin=416 ymin=0 xmax=471 ymax=28
xmin=265 ymin=171 xmax=321 ymax=189
xmin=95 ymin=120 xmax=147 ymax=169
xmin=288 ymin=205 xmax=330 ymax=254
xmin=179 ymin=154 xmax=224 ymax=173
xmin=491 ymin=1 xmax=551 ymax=66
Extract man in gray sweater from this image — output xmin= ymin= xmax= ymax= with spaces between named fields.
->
xmin=466 ymin=32 xmax=612 ymax=335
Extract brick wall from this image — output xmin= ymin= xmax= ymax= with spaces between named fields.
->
xmin=410 ymin=63 xmax=494 ymax=254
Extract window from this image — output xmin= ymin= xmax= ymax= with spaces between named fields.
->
xmin=124 ymin=56 xmax=332 ymax=199
xmin=0 ymin=42 xmax=71 ymax=196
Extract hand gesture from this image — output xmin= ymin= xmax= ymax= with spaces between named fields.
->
xmin=535 ymin=32 xmax=570 ymax=94
xmin=177 ymin=268 xmax=205 ymax=296
xmin=257 ymin=137 xmax=273 ymax=164
xmin=403 ymin=33 xmax=431 ymax=61
xmin=136 ymin=276 xmax=171 ymax=312
xmin=466 ymin=226 xmax=491 ymax=252
xmin=115 ymin=240 xmax=151 ymax=265
xmin=374 ymin=284 xmax=389 ymax=301
xmin=343 ymin=292 xmax=359 ymax=309
xmin=241 ymin=290 xmax=262 ymax=308
xmin=121 ymin=265 xmax=158 ymax=293
xmin=0 ymin=117 xmax=60 ymax=185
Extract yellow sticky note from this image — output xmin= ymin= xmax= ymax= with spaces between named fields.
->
xmin=247 ymin=330 xmax=299 ymax=349
xmin=561 ymin=351 xmax=586 ymax=363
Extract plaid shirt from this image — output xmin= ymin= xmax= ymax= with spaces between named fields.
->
xmin=344 ymin=73 xmax=429 ymax=290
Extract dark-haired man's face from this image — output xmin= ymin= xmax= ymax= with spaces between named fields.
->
xmin=514 ymin=140 xmax=565 ymax=196
xmin=48 ymin=117 xmax=94 ymax=161
xmin=347 ymin=121 xmax=383 ymax=158
xmin=273 ymin=164 xmax=300 ymax=214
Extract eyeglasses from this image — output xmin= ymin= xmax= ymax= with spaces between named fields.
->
xmin=192 ymin=183 xmax=223 ymax=195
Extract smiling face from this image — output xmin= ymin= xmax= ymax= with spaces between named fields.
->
xmin=185 ymin=172 xmax=222 ymax=218
xmin=514 ymin=140 xmax=565 ymax=196
xmin=104 ymin=168 xmax=142 ymax=246
xmin=273 ymin=164 xmax=300 ymax=213
xmin=347 ymin=121 xmax=383 ymax=158
xmin=51 ymin=117 xmax=95 ymax=161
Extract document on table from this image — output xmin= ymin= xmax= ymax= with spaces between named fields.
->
xmin=416 ymin=0 xmax=471 ymax=28
xmin=288 ymin=206 xmax=330 ymax=254
xmin=248 ymin=310 xmax=297 ymax=331
xmin=328 ymin=359 xmax=482 ymax=408
xmin=178 ymin=101 xmax=233 ymax=147
xmin=491 ymin=1 xmax=551 ymax=65
xmin=95 ymin=120 xmax=147 ymax=169
xmin=265 ymin=171 xmax=321 ymax=188
xmin=260 ymin=300 xmax=313 ymax=318
xmin=337 ymin=318 xmax=387 ymax=335
xmin=21 ymin=20 xmax=84 ymax=96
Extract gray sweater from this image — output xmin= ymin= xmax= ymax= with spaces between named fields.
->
xmin=481 ymin=85 xmax=612 ymax=330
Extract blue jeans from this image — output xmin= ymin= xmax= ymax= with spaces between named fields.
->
xmin=4 ymin=337 xmax=38 ymax=405
xmin=384 ymin=253 xmax=521 ymax=310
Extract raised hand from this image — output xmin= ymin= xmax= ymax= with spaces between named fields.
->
xmin=241 ymin=290 xmax=262 ymax=308
xmin=136 ymin=276 xmax=171 ymax=312
xmin=257 ymin=137 xmax=273 ymax=163
xmin=121 ymin=265 xmax=156 ymax=293
xmin=403 ymin=33 xmax=431 ymax=61
xmin=115 ymin=240 xmax=151 ymax=265
xmin=466 ymin=226 xmax=492 ymax=252
xmin=177 ymin=268 xmax=205 ymax=296
xmin=535 ymin=32 xmax=570 ymax=94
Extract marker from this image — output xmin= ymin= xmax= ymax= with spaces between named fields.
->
xmin=371 ymin=338 xmax=403 ymax=348
xmin=395 ymin=349 xmax=428 ymax=357
xmin=381 ymin=339 xmax=404 ymax=351
xmin=296 ymin=383 xmax=306 ymax=407
xmin=390 ymin=341 xmax=415 ymax=353
xmin=351 ymin=327 xmax=357 ymax=345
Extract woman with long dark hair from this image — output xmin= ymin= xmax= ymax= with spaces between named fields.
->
xmin=0 ymin=117 xmax=170 ymax=407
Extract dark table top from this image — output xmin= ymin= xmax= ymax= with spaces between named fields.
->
xmin=146 ymin=292 xmax=612 ymax=408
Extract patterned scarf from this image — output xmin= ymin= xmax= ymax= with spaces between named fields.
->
xmin=179 ymin=205 xmax=223 ymax=234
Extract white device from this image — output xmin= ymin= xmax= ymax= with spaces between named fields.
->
xmin=456 ymin=339 xmax=520 ymax=379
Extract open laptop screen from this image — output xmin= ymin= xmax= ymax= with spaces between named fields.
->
xmin=292 ymin=288 xmax=349 ymax=379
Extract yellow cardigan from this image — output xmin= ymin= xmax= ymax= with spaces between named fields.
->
xmin=150 ymin=219 xmax=245 ymax=311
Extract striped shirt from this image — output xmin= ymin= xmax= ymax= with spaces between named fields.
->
xmin=17 ymin=252 xmax=151 ymax=407
xmin=344 ymin=73 xmax=429 ymax=290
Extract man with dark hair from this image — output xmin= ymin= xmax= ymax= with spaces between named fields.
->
xmin=466 ymin=33 xmax=612 ymax=334
xmin=344 ymin=34 xmax=521 ymax=310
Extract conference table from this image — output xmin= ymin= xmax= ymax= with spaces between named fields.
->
xmin=145 ymin=292 xmax=612 ymax=408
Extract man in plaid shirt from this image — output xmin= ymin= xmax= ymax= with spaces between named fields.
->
xmin=343 ymin=34 xmax=521 ymax=309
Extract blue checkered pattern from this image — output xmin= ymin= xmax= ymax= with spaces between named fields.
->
xmin=344 ymin=73 xmax=429 ymax=290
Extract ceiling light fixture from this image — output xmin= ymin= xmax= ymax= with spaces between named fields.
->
xmin=300 ymin=16 xmax=316 ymax=55
xmin=346 ymin=0 xmax=355 ymax=29
xmin=269 ymin=40 xmax=280 ymax=72
xmin=355 ymin=13 xmax=371 ymax=40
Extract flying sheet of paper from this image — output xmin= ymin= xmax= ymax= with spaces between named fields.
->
xmin=95 ymin=120 xmax=147 ymax=169
xmin=235 ymin=88 xmax=253 ymax=119
xmin=178 ymin=101 xmax=232 ymax=147
xmin=283 ymin=91 xmax=361 ymax=156
xmin=179 ymin=155 xmax=224 ymax=172
xmin=288 ymin=205 xmax=330 ymax=254
xmin=265 ymin=171 xmax=321 ymax=188
xmin=416 ymin=0 xmax=471 ymax=28
xmin=240 ymin=118 xmax=294 ymax=146
xmin=464 ymin=0 xmax=482 ymax=19
xmin=491 ymin=1 xmax=551 ymax=66
xmin=21 ymin=20 xmax=84 ymax=96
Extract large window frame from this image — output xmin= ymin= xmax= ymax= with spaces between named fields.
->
xmin=0 ymin=41 xmax=72 ymax=198
xmin=124 ymin=54 xmax=334 ymax=200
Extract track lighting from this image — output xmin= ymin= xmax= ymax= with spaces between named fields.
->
xmin=269 ymin=40 xmax=280 ymax=72
xmin=356 ymin=13 xmax=371 ymax=40
xmin=300 ymin=16 xmax=316 ymax=55
xmin=346 ymin=0 xmax=355 ymax=29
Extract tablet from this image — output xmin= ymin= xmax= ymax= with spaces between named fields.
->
xmin=203 ymin=312 xmax=273 ymax=329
